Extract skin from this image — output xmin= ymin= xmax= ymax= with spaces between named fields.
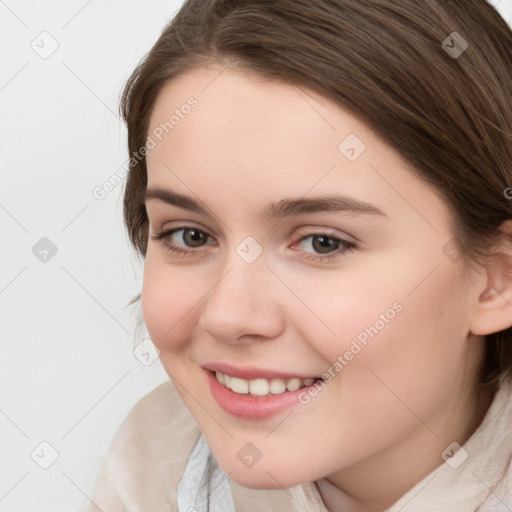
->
xmin=141 ymin=65 xmax=506 ymax=511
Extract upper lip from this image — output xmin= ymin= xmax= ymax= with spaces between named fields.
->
xmin=203 ymin=362 xmax=319 ymax=381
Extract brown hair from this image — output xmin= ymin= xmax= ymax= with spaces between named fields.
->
xmin=120 ymin=0 xmax=512 ymax=400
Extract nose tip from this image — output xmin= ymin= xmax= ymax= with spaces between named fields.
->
xmin=198 ymin=265 xmax=285 ymax=345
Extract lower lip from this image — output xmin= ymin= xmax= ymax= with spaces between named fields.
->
xmin=205 ymin=369 xmax=318 ymax=420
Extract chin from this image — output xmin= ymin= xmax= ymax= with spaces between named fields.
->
xmin=224 ymin=461 xmax=313 ymax=490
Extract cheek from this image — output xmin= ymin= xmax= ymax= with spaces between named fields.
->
xmin=291 ymin=253 xmax=468 ymax=410
xmin=141 ymin=255 xmax=205 ymax=354
xmin=281 ymin=263 xmax=406 ymax=370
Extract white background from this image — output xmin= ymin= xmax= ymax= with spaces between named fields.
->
xmin=1 ymin=1 xmax=511 ymax=511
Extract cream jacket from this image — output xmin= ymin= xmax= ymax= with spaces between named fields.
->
xmin=86 ymin=376 xmax=512 ymax=511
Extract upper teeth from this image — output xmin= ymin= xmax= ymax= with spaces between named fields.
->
xmin=215 ymin=371 xmax=316 ymax=396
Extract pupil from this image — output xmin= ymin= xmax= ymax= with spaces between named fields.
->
xmin=184 ymin=229 xmax=206 ymax=247
xmin=312 ymin=235 xmax=339 ymax=254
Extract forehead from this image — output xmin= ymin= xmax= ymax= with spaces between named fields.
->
xmin=146 ymin=65 xmax=372 ymax=165
xmin=145 ymin=66 xmax=450 ymax=230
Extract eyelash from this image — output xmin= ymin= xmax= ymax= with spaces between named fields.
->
xmin=150 ymin=226 xmax=356 ymax=262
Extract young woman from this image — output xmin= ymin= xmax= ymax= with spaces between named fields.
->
xmin=87 ymin=1 xmax=512 ymax=510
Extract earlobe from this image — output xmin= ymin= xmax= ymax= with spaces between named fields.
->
xmin=469 ymin=222 xmax=512 ymax=336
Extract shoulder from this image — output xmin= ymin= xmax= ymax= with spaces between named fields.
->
xmin=87 ymin=380 xmax=201 ymax=511
xmin=479 ymin=376 xmax=512 ymax=508
xmin=110 ymin=379 xmax=198 ymax=453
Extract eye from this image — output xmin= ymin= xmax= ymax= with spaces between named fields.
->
xmin=173 ymin=228 xmax=210 ymax=248
xmin=150 ymin=226 xmax=215 ymax=255
xmin=300 ymin=234 xmax=341 ymax=254
xmin=293 ymin=233 xmax=356 ymax=261
xmin=150 ymin=226 xmax=355 ymax=261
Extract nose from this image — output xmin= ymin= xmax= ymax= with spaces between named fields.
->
xmin=198 ymin=263 xmax=286 ymax=345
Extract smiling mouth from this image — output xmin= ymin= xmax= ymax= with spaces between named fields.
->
xmin=213 ymin=370 xmax=321 ymax=397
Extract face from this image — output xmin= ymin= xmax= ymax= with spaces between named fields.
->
xmin=142 ymin=65 xmax=486 ymax=491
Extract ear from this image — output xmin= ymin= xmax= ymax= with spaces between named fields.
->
xmin=469 ymin=220 xmax=512 ymax=336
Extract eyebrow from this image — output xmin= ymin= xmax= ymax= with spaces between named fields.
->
xmin=144 ymin=187 xmax=387 ymax=219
